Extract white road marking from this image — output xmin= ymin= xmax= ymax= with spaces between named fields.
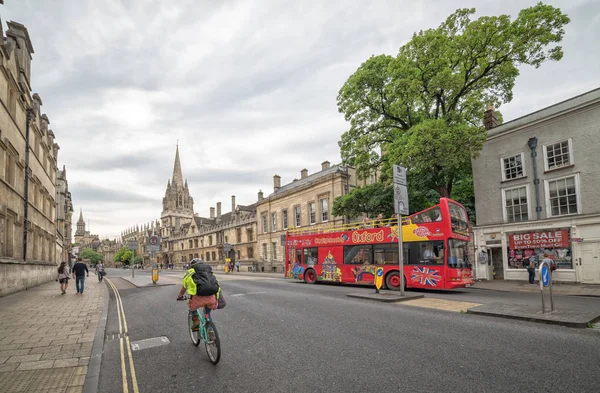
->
xmin=230 ymin=292 xmax=267 ymax=297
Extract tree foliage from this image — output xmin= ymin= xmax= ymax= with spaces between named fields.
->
xmin=114 ymin=246 xmax=129 ymax=263
xmin=121 ymin=251 xmax=133 ymax=265
xmin=332 ymin=183 xmax=395 ymax=219
xmin=80 ymin=248 xmax=103 ymax=265
xmin=337 ymin=3 xmax=570 ymax=200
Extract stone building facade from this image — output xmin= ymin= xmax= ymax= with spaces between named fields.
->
xmin=168 ymin=198 xmax=258 ymax=270
xmin=55 ymin=165 xmax=73 ymax=262
xmin=121 ymin=221 xmax=160 ymax=266
xmin=150 ymin=148 xmax=258 ymax=269
xmin=0 ymin=21 xmax=68 ymax=296
xmin=157 ymin=146 xmax=195 ymax=266
xmin=256 ymin=161 xmax=360 ymax=273
xmin=99 ymin=238 xmax=122 ymax=267
xmin=472 ymin=88 xmax=600 ymax=284
xmin=74 ymin=209 xmax=99 ymax=250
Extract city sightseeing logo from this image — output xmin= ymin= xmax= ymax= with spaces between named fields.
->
xmin=413 ymin=227 xmax=432 ymax=237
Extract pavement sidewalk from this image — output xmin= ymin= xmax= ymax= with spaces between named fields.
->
xmin=0 ymin=277 xmax=105 ymax=393
xmin=472 ymin=279 xmax=600 ymax=297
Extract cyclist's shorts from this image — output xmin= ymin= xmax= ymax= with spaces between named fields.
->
xmin=189 ymin=294 xmax=218 ymax=311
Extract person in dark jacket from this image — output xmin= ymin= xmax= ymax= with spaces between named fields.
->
xmin=72 ymin=257 xmax=89 ymax=294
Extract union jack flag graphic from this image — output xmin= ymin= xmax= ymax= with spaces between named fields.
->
xmin=411 ymin=267 xmax=442 ymax=286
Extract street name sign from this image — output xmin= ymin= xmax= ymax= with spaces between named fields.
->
xmin=127 ymin=240 xmax=139 ymax=251
xmin=393 ymin=165 xmax=409 ymax=215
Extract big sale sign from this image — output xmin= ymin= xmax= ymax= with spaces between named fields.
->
xmin=509 ymin=230 xmax=570 ymax=250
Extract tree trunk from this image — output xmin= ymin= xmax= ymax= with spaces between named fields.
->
xmin=434 ymin=185 xmax=451 ymax=198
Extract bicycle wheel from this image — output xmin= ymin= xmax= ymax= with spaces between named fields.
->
xmin=188 ymin=312 xmax=200 ymax=347
xmin=204 ymin=320 xmax=221 ymax=364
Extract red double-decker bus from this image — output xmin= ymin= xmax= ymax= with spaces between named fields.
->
xmin=285 ymin=198 xmax=473 ymax=290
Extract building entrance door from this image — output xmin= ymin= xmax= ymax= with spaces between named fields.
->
xmin=579 ymin=242 xmax=600 ymax=284
xmin=491 ymin=248 xmax=504 ymax=279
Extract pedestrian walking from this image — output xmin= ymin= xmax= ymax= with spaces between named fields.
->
xmin=527 ymin=259 xmax=536 ymax=284
xmin=235 ymin=260 xmax=240 ymax=272
xmin=72 ymin=257 xmax=89 ymax=294
xmin=57 ymin=261 xmax=71 ymax=295
xmin=96 ymin=261 xmax=105 ymax=282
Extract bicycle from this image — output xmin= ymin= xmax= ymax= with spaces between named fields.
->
xmin=178 ymin=295 xmax=221 ymax=364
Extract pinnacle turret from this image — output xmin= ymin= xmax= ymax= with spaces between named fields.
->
xmin=172 ymin=144 xmax=184 ymax=188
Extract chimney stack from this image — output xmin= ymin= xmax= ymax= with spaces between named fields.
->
xmin=301 ymin=168 xmax=308 ymax=179
xmin=258 ymin=190 xmax=264 ymax=201
xmin=273 ymin=175 xmax=281 ymax=192
xmin=231 ymin=195 xmax=236 ymax=212
xmin=484 ymin=104 xmax=499 ymax=130
xmin=217 ymin=202 xmax=222 ymax=218
xmin=321 ymin=161 xmax=330 ymax=170
xmin=210 ymin=207 xmax=215 ymax=218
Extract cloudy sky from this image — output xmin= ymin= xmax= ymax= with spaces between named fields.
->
xmin=2 ymin=0 xmax=599 ymax=239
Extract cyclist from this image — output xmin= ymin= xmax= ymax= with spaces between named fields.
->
xmin=176 ymin=259 xmax=219 ymax=331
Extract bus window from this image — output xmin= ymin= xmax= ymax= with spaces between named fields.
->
xmin=448 ymin=239 xmax=471 ymax=268
xmin=407 ymin=241 xmax=444 ymax=265
xmin=295 ymin=249 xmax=302 ymax=265
xmin=374 ymin=243 xmax=398 ymax=265
xmin=344 ymin=245 xmax=373 ymax=264
xmin=412 ymin=207 xmax=442 ymax=223
xmin=304 ymin=247 xmax=318 ymax=266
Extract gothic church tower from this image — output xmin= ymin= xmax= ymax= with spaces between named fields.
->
xmin=74 ymin=208 xmax=86 ymax=243
xmin=161 ymin=146 xmax=194 ymax=238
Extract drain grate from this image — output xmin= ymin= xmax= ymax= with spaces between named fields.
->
xmin=105 ymin=332 xmax=129 ymax=341
xmin=130 ymin=336 xmax=170 ymax=351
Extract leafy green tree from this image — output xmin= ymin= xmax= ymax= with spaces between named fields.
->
xmin=114 ymin=246 xmax=128 ymax=263
xmin=333 ymin=183 xmax=394 ymax=219
xmin=134 ymin=255 xmax=143 ymax=265
xmin=121 ymin=251 xmax=133 ymax=265
xmin=338 ymin=3 xmax=570 ymax=201
xmin=80 ymin=248 xmax=103 ymax=265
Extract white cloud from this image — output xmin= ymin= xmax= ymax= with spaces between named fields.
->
xmin=2 ymin=0 xmax=600 ymax=239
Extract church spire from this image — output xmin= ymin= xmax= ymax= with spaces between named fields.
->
xmin=172 ymin=144 xmax=184 ymax=187
xmin=77 ymin=208 xmax=84 ymax=224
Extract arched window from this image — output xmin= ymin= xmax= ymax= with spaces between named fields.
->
xmin=178 ymin=194 xmax=183 ymax=207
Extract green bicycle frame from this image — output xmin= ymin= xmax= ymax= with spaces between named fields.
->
xmin=189 ymin=309 xmax=211 ymax=341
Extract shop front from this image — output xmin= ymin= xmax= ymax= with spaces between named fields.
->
xmin=473 ymin=217 xmax=600 ymax=283
xmin=504 ymin=228 xmax=575 ymax=282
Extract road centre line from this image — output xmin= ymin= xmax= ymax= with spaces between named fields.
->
xmin=105 ymin=278 xmax=140 ymax=393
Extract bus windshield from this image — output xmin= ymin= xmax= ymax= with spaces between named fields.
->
xmin=447 ymin=239 xmax=471 ymax=269
xmin=448 ymin=201 xmax=469 ymax=236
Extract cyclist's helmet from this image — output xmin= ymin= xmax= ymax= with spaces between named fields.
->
xmin=190 ymin=258 xmax=203 ymax=266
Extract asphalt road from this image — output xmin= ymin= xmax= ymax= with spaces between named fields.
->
xmin=97 ymin=268 xmax=600 ymax=393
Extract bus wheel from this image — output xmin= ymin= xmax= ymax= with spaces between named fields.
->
xmin=385 ymin=271 xmax=406 ymax=291
xmin=304 ymin=269 xmax=317 ymax=284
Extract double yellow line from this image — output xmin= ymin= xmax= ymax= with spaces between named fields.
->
xmin=105 ymin=278 xmax=140 ymax=393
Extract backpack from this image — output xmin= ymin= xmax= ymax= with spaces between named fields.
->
xmin=192 ymin=264 xmax=219 ymax=296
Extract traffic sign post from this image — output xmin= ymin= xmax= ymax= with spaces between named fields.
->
xmin=539 ymin=261 xmax=555 ymax=313
xmin=127 ymin=240 xmax=138 ymax=278
xmin=147 ymin=235 xmax=160 ymax=252
xmin=147 ymin=235 xmax=161 ymax=284
xmin=393 ymin=165 xmax=408 ymax=296
xmin=374 ymin=267 xmax=384 ymax=294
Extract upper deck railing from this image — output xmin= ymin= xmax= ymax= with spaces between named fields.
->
xmin=286 ymin=217 xmax=411 ymax=237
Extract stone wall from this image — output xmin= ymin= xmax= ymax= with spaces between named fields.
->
xmin=0 ymin=260 xmax=57 ymax=297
